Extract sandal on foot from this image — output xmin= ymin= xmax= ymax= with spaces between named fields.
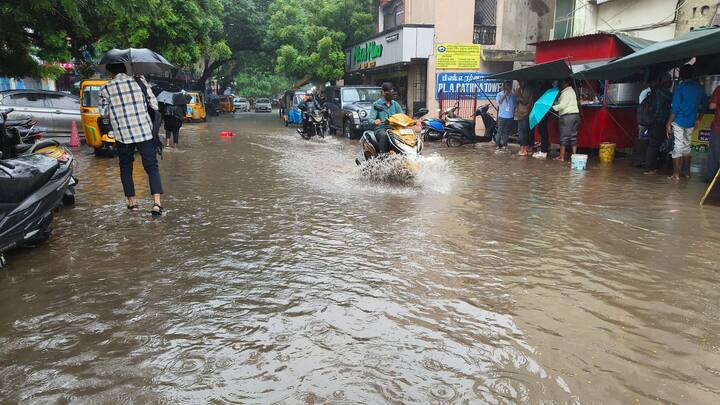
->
xmin=127 ymin=204 xmax=139 ymax=211
xmin=150 ymin=203 xmax=163 ymax=216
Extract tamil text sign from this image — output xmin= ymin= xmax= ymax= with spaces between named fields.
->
xmin=436 ymin=43 xmax=481 ymax=70
xmin=435 ymin=72 xmax=503 ymax=100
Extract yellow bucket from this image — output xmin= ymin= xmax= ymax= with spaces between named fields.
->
xmin=599 ymin=142 xmax=616 ymax=163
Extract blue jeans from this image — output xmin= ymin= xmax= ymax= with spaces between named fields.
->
xmin=707 ymin=132 xmax=720 ymax=182
xmin=117 ymin=140 xmax=163 ymax=197
xmin=496 ymin=118 xmax=514 ymax=147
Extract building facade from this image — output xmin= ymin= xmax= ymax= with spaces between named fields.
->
xmin=344 ymin=0 xmax=555 ymax=116
xmin=551 ymin=0 xmax=681 ymax=41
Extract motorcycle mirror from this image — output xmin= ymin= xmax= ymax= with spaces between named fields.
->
xmin=413 ymin=108 xmax=429 ymax=118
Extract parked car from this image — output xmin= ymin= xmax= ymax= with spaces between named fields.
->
xmin=255 ymin=98 xmax=272 ymax=113
xmin=233 ymin=97 xmax=249 ymax=112
xmin=0 ymin=90 xmax=82 ymax=136
xmin=325 ymin=86 xmax=383 ymax=138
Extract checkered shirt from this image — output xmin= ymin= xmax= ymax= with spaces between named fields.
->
xmin=99 ymin=73 xmax=159 ymax=144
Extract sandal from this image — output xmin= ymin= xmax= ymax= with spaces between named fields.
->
xmin=150 ymin=203 xmax=163 ymax=216
xmin=127 ymin=204 xmax=139 ymax=211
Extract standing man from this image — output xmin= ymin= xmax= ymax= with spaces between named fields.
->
xmin=100 ymin=63 xmax=163 ymax=215
xmin=706 ymin=84 xmax=720 ymax=183
xmin=642 ymin=73 xmax=673 ymax=175
xmin=495 ymin=80 xmax=516 ymax=150
xmin=666 ymin=64 xmax=705 ymax=180
xmin=515 ymin=81 xmax=534 ymax=156
xmin=552 ymin=78 xmax=580 ymax=162
xmin=369 ymin=82 xmax=403 ymax=155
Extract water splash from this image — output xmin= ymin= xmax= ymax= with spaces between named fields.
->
xmin=357 ymin=153 xmax=455 ymax=194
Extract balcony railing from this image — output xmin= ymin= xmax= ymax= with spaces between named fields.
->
xmin=473 ymin=25 xmax=496 ymax=45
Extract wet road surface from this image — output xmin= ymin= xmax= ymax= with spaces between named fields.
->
xmin=1 ymin=111 xmax=719 ymax=403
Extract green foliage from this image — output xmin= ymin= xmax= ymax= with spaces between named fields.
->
xmin=1 ymin=0 xmax=376 ymax=87
xmin=266 ymin=0 xmax=375 ymax=83
xmin=234 ymin=70 xmax=291 ymax=98
xmin=0 ymin=0 xmax=226 ymax=78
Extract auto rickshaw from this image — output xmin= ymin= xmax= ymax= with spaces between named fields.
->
xmin=219 ymin=95 xmax=235 ymax=113
xmin=281 ymin=90 xmax=305 ymax=126
xmin=79 ymin=79 xmax=116 ymax=155
xmin=185 ymin=92 xmax=207 ymax=122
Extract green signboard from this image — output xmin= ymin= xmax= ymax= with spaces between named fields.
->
xmin=353 ymin=41 xmax=383 ymax=65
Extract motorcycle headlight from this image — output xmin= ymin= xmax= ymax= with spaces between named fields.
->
xmin=359 ymin=110 xmax=367 ymax=118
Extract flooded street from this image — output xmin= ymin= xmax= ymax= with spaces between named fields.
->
xmin=1 ymin=112 xmax=719 ymax=403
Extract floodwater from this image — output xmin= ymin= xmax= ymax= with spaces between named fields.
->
xmin=1 ymin=112 xmax=719 ymax=404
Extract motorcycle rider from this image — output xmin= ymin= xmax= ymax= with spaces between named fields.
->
xmin=370 ymin=82 xmax=403 ymax=155
xmin=297 ymin=90 xmax=322 ymax=135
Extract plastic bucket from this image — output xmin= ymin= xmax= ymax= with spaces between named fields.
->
xmin=571 ymin=154 xmax=588 ymax=170
xmin=599 ymin=142 xmax=616 ymax=163
xmin=220 ymin=131 xmax=234 ymax=137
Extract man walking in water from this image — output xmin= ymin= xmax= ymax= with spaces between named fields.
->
xmin=369 ymin=82 xmax=403 ymax=155
xmin=100 ymin=63 xmax=164 ymax=215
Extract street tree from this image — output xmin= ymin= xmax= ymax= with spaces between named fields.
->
xmin=266 ymin=0 xmax=375 ymax=83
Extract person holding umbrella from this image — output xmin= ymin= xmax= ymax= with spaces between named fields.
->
xmin=157 ymin=91 xmax=190 ymax=148
xmin=99 ymin=49 xmax=172 ymax=216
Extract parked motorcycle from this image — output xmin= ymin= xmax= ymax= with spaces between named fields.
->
xmin=3 ymin=117 xmax=46 ymax=144
xmin=358 ymin=104 xmax=428 ymax=162
xmin=420 ymin=105 xmax=460 ymax=142
xmin=297 ymin=105 xmax=328 ymax=140
xmin=1 ymin=108 xmax=76 ymax=205
xmin=0 ymin=109 xmax=75 ymax=268
xmin=444 ymin=104 xmax=496 ymax=147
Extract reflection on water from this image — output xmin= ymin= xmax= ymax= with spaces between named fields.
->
xmin=1 ymin=113 xmax=719 ymax=403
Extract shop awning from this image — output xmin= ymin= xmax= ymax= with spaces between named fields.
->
xmin=487 ymin=59 xmax=573 ymax=81
xmin=578 ymin=27 xmax=720 ymax=80
xmin=614 ymin=33 xmax=655 ymax=52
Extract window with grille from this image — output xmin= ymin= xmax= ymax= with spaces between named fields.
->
xmin=474 ymin=0 xmax=497 ymax=45
xmin=382 ymin=0 xmax=404 ymax=31
xmin=554 ymin=0 xmax=576 ymax=39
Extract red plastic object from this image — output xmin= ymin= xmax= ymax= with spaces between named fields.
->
xmin=69 ymin=120 xmax=80 ymax=147
xmin=220 ymin=131 xmax=234 ymax=137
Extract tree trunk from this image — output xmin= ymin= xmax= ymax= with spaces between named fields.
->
xmin=195 ymin=58 xmax=231 ymax=90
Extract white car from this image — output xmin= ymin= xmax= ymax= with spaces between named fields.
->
xmin=233 ymin=97 xmax=249 ymax=112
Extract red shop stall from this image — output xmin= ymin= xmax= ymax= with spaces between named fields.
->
xmin=491 ymin=33 xmax=654 ymax=149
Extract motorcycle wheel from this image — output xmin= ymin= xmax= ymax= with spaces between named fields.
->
xmin=446 ymin=136 xmax=463 ymax=148
xmin=62 ymin=187 xmax=76 ymax=206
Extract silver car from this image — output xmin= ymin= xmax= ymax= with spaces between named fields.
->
xmin=0 ymin=90 xmax=81 ymax=136
xmin=233 ymin=97 xmax=249 ymax=112
xmin=255 ymin=98 xmax=272 ymax=113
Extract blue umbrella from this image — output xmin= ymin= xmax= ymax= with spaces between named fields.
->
xmin=529 ymin=87 xmax=559 ymax=129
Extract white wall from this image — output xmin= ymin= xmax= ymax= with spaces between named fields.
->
xmin=574 ymin=0 xmax=678 ymax=41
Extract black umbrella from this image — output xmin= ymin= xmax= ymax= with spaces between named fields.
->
xmin=156 ymin=91 xmax=191 ymax=105
xmin=97 ymin=48 xmax=174 ymax=76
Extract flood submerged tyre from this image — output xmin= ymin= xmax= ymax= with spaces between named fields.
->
xmin=446 ymin=136 xmax=463 ymax=148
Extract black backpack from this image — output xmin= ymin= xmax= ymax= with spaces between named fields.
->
xmin=637 ymin=91 xmax=656 ymax=127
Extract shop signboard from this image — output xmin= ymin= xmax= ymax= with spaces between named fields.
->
xmin=436 ymin=43 xmax=481 ymax=70
xmin=345 ymin=26 xmax=434 ymax=72
xmin=435 ymin=72 xmax=503 ymax=100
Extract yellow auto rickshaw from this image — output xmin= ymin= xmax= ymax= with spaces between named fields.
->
xmin=219 ymin=95 xmax=235 ymax=113
xmin=185 ymin=92 xmax=207 ymax=122
xmin=80 ymin=79 xmax=116 ymax=155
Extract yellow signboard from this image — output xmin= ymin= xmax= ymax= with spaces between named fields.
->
xmin=436 ymin=43 xmax=481 ymax=70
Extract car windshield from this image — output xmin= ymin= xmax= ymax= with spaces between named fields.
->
xmin=342 ymin=88 xmax=382 ymax=103
xmin=188 ymin=94 xmax=198 ymax=103
xmin=238 ymin=98 xmax=247 ymax=102
xmin=82 ymin=86 xmax=102 ymax=107
xmin=257 ymin=98 xmax=270 ymax=104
